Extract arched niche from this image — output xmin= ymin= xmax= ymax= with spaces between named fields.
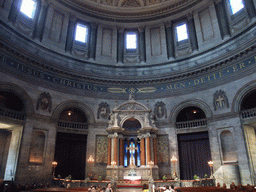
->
xmin=59 ymin=107 xmax=88 ymax=123
xmin=176 ymin=106 xmax=206 ymax=122
xmin=232 ymin=80 xmax=256 ymax=112
xmin=122 ymin=118 xmax=141 ymax=131
xmin=29 ymin=131 xmax=46 ymax=164
xmin=52 ymin=101 xmax=95 ymax=124
xmin=170 ymin=99 xmax=212 ymax=122
xmin=220 ymin=130 xmax=237 ymax=163
xmin=0 ymin=82 xmax=34 ymax=115
xmin=240 ymin=89 xmax=256 ymax=110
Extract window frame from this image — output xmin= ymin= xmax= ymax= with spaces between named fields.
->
xmin=74 ymin=23 xmax=89 ymax=44
xmin=124 ymin=30 xmax=139 ymax=54
xmin=73 ymin=21 xmax=90 ymax=50
xmin=19 ymin=0 xmax=38 ymax=19
xmin=228 ymin=0 xmax=245 ymax=15
xmin=174 ymin=21 xmax=189 ymax=47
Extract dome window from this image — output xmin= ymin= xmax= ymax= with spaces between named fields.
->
xmin=126 ymin=32 xmax=137 ymax=49
xmin=176 ymin=23 xmax=188 ymax=42
xmin=20 ymin=0 xmax=37 ymax=19
xmin=229 ymin=0 xmax=244 ymax=14
xmin=75 ymin=23 xmax=88 ymax=43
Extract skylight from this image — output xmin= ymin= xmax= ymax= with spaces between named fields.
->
xmin=176 ymin=23 xmax=188 ymax=42
xmin=126 ymin=33 xmax=137 ymax=49
xmin=20 ymin=0 xmax=37 ymax=19
xmin=229 ymin=0 xmax=244 ymax=14
xmin=75 ymin=24 xmax=88 ymax=43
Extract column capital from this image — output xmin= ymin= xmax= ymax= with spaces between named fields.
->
xmin=90 ymin=22 xmax=98 ymax=29
xmin=41 ymin=0 xmax=49 ymax=7
xmin=138 ymin=27 xmax=145 ymax=33
xmin=69 ymin=14 xmax=77 ymax=22
xmin=165 ymin=21 xmax=172 ymax=28
xmin=108 ymin=132 xmax=119 ymax=138
xmin=118 ymin=27 xmax=124 ymax=33
xmin=186 ymin=13 xmax=194 ymax=20
xmin=138 ymin=132 xmax=151 ymax=139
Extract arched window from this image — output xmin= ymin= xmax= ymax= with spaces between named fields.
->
xmin=241 ymin=89 xmax=256 ymax=110
xmin=220 ymin=130 xmax=237 ymax=162
xmin=176 ymin=106 xmax=206 ymax=122
xmin=0 ymin=91 xmax=24 ymax=112
xmin=59 ymin=108 xmax=87 ymax=123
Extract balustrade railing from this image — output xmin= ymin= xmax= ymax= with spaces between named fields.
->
xmin=57 ymin=120 xmax=88 ymax=130
xmin=176 ymin=119 xmax=207 ymax=129
xmin=240 ymin=107 xmax=256 ymax=119
xmin=0 ymin=107 xmax=25 ymax=120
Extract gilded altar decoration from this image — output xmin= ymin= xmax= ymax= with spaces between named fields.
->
xmin=213 ymin=90 xmax=229 ymax=111
xmin=36 ymin=92 xmax=52 ymax=112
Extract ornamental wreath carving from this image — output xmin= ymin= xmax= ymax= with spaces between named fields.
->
xmin=36 ymin=92 xmax=52 ymax=112
xmin=97 ymin=102 xmax=110 ymax=119
xmin=153 ymin=101 xmax=167 ymax=119
xmin=213 ymin=90 xmax=229 ymax=111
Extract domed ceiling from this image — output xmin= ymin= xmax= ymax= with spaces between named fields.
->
xmin=58 ymin=0 xmax=202 ymax=21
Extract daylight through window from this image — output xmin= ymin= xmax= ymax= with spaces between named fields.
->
xmin=176 ymin=23 xmax=188 ymax=42
xmin=229 ymin=0 xmax=244 ymax=14
xmin=75 ymin=24 xmax=88 ymax=43
xmin=126 ymin=33 xmax=137 ymax=49
xmin=20 ymin=0 xmax=37 ymax=19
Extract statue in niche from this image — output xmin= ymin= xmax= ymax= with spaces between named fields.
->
xmin=153 ymin=101 xmax=167 ymax=119
xmin=36 ymin=92 xmax=52 ymax=112
xmin=97 ymin=102 xmax=110 ymax=119
xmin=213 ymin=90 xmax=229 ymax=111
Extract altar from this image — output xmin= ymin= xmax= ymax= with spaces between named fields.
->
xmin=105 ymin=96 xmax=160 ymax=180
xmin=106 ymin=166 xmax=159 ymax=180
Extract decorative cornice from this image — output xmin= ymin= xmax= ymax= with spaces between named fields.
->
xmin=56 ymin=0 xmax=203 ymax=23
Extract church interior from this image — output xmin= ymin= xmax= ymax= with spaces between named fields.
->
xmin=0 ymin=0 xmax=256 ymax=191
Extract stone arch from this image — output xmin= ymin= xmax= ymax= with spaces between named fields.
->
xmin=120 ymin=115 xmax=144 ymax=129
xmin=232 ymin=80 xmax=256 ymax=112
xmin=170 ymin=99 xmax=212 ymax=123
xmin=52 ymin=100 xmax=95 ymax=124
xmin=0 ymin=82 xmax=34 ymax=115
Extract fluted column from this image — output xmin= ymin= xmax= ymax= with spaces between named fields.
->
xmin=140 ymin=138 xmax=145 ymax=166
xmin=8 ymin=0 xmax=19 ymax=23
xmin=113 ymin=136 xmax=118 ymax=165
xmin=117 ymin=28 xmax=124 ymax=63
xmin=146 ymin=137 xmax=151 ymax=165
xmin=107 ymin=137 xmax=111 ymax=166
xmin=187 ymin=14 xmax=198 ymax=51
xmin=119 ymin=137 xmax=124 ymax=166
xmin=153 ymin=137 xmax=157 ymax=165
xmin=89 ymin=23 xmax=98 ymax=60
xmin=34 ymin=0 xmax=49 ymax=41
xmin=165 ymin=21 xmax=175 ymax=59
xmin=243 ymin=0 xmax=256 ymax=19
xmin=139 ymin=27 xmax=146 ymax=63
xmin=214 ymin=0 xmax=230 ymax=39
xmin=65 ymin=15 xmax=76 ymax=52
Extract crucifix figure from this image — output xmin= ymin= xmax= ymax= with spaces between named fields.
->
xmin=216 ymin=96 xmax=224 ymax=108
xmin=126 ymin=142 xmax=138 ymax=167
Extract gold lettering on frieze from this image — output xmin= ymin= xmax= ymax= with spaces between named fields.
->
xmin=219 ymin=71 xmax=223 ymax=77
xmin=200 ymin=78 xmax=205 ymax=83
xmin=240 ymin=63 xmax=245 ymax=69
xmin=206 ymin=75 xmax=211 ymax=81
xmin=27 ymin=67 xmax=32 ymax=74
xmin=60 ymin=79 xmax=66 ymax=85
xmin=233 ymin=65 xmax=238 ymax=72
xmin=53 ymin=78 xmax=58 ymax=82
xmin=166 ymin=85 xmax=173 ymax=90
xmin=212 ymin=73 xmax=216 ymax=80
xmin=180 ymin=83 xmax=186 ymax=88
xmin=194 ymin=79 xmax=200 ymax=85
xmin=93 ymin=86 xmax=97 ymax=91
xmin=137 ymin=87 xmax=156 ymax=93
xmin=39 ymin=72 xmax=44 ymax=79
xmin=66 ymin=81 xmax=72 ymax=87
xmin=77 ymin=83 xmax=82 ymax=89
